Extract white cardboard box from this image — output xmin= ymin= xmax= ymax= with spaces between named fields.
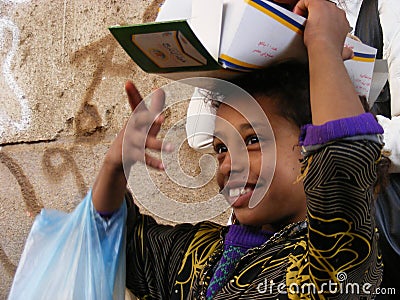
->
xmin=109 ymin=0 xmax=385 ymax=101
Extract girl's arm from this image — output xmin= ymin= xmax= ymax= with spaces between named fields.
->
xmin=295 ymin=1 xmax=384 ymax=297
xmin=294 ymin=0 xmax=364 ymax=125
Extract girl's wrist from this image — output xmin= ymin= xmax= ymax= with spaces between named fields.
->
xmin=306 ymin=41 xmax=343 ymax=61
xmin=103 ymin=139 xmax=126 ymax=170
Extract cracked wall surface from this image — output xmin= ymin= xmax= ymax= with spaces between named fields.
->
xmin=0 ymin=0 xmax=229 ymax=297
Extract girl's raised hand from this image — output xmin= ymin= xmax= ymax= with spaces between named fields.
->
xmin=293 ymin=0 xmax=351 ymax=56
xmin=122 ymin=81 xmax=173 ymax=170
xmin=93 ymin=82 xmax=172 ymax=212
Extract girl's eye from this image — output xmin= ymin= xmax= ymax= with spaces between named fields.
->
xmin=246 ymin=135 xmax=259 ymax=145
xmin=214 ymin=143 xmax=228 ymax=154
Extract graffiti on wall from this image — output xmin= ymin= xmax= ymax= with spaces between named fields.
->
xmin=0 ymin=17 xmax=31 ymax=136
xmin=71 ymin=34 xmax=136 ymax=139
xmin=0 ymin=151 xmax=42 ymax=277
xmin=0 ymin=0 xmax=163 ymax=295
xmin=0 ymin=0 xmax=32 ymax=135
xmin=0 ymin=30 xmax=139 ymax=297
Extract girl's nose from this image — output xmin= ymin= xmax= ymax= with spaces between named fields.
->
xmin=219 ymin=149 xmax=249 ymax=179
xmin=219 ymin=151 xmax=232 ymax=177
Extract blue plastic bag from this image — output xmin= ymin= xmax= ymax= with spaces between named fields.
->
xmin=8 ymin=190 xmax=126 ymax=300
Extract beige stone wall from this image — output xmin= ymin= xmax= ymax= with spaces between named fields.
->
xmin=0 ymin=0 xmax=229 ymax=297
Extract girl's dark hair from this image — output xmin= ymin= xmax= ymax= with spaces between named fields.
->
xmin=228 ymin=60 xmax=311 ymax=128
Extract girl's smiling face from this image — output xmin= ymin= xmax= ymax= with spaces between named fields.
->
xmin=213 ymin=96 xmax=307 ymax=232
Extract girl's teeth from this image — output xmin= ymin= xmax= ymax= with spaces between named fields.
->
xmin=229 ymin=187 xmax=251 ymax=197
xmin=229 ymin=188 xmax=240 ymax=197
xmin=240 ymin=188 xmax=249 ymax=195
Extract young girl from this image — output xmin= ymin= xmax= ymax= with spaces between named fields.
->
xmin=92 ymin=0 xmax=384 ymax=298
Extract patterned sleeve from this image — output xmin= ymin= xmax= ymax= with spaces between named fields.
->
xmin=301 ymin=113 xmax=384 ymax=298
xmin=124 ymin=191 xmax=200 ymax=299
